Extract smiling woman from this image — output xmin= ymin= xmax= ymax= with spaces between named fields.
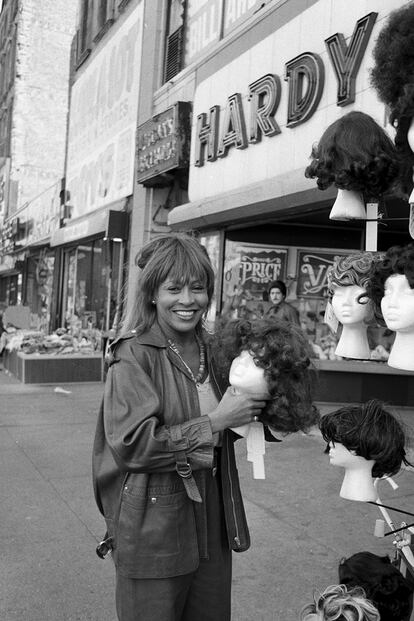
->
xmin=92 ymin=232 xmax=270 ymax=621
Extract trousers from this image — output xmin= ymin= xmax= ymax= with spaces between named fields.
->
xmin=115 ymin=471 xmax=232 ymax=621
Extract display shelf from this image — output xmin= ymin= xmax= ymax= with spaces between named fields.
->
xmin=3 ymin=350 xmax=103 ymax=384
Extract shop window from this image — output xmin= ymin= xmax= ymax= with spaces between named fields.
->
xmin=164 ymin=0 xmax=185 ymax=83
xmin=77 ymin=0 xmax=92 ymax=66
xmin=93 ymin=0 xmax=114 ymax=43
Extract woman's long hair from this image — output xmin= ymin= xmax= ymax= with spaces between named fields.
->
xmin=121 ymin=232 xmax=215 ymax=336
xmin=210 ymin=317 xmax=319 ymax=433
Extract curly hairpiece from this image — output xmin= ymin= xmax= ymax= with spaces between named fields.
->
xmin=327 ymin=252 xmax=380 ymax=299
xmin=210 ymin=318 xmax=319 ymax=433
xmin=338 ymin=552 xmax=413 ymax=621
xmin=371 ymin=4 xmax=414 ymax=196
xmin=300 ymin=584 xmax=380 ymax=621
xmin=319 ymin=399 xmax=410 ymax=478
xmin=304 ymin=111 xmax=399 ymax=198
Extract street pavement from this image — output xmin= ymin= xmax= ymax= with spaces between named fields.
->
xmin=1 ymin=366 xmax=413 ymax=621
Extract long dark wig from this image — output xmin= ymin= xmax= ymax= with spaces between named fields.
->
xmin=304 ymin=111 xmax=399 ymax=200
xmin=210 ymin=317 xmax=319 ymax=433
xmin=121 ymin=232 xmax=215 ymax=336
xmin=319 ymin=399 xmax=410 ymax=478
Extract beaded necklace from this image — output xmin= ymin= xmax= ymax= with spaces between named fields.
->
xmin=168 ymin=335 xmax=206 ymax=384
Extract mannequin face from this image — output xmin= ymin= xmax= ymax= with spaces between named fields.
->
xmin=381 ymin=273 xmax=414 ymax=333
xmin=229 ymin=350 xmax=269 ymax=393
xmin=331 ymin=285 xmax=369 ymax=325
xmin=327 ymin=441 xmax=360 ymax=468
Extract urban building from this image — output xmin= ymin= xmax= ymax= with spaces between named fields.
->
xmin=136 ymin=0 xmax=414 ymax=405
xmin=0 ymin=0 xmax=77 ymax=331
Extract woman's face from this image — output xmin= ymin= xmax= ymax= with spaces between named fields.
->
xmin=269 ymin=287 xmax=284 ymax=306
xmin=331 ymin=285 xmax=369 ymax=325
xmin=381 ymin=274 xmax=414 ymax=333
xmin=154 ymin=275 xmax=209 ymax=336
xmin=229 ymin=350 xmax=269 ymax=393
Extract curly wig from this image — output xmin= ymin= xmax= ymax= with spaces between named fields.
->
xmin=209 ymin=317 xmax=319 ymax=433
xmin=338 ymin=552 xmax=413 ymax=621
xmin=304 ymin=111 xmax=399 ymax=199
xmin=300 ymin=584 xmax=380 ymax=621
xmin=327 ymin=252 xmax=380 ymax=300
xmin=371 ymin=4 xmax=414 ymax=195
xmin=364 ymin=243 xmax=414 ymax=324
xmin=319 ymin=399 xmax=410 ymax=478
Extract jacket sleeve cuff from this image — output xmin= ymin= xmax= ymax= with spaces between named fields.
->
xmin=167 ymin=415 xmax=214 ymax=469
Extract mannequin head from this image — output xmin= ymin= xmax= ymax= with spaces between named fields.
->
xmin=371 ymin=3 xmax=414 ymax=197
xmin=211 ymin=317 xmax=319 ymax=433
xmin=365 ymin=243 xmax=414 ymax=326
xmin=229 ymin=350 xmax=269 ymax=394
xmin=338 ymin=552 xmax=413 ymax=621
xmin=300 ymin=584 xmax=380 ymax=621
xmin=319 ymin=400 xmax=409 ymax=479
xmin=327 ymin=253 xmax=377 ymax=326
xmin=305 ymin=111 xmax=399 ymax=200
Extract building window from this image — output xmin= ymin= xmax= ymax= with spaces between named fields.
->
xmin=93 ymin=0 xmax=114 ymax=42
xmin=164 ymin=0 xmax=185 ymax=83
xmin=77 ymin=0 xmax=92 ymax=64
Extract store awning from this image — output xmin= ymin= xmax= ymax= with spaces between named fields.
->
xmin=50 ymin=200 xmax=128 ymax=247
xmin=168 ymin=168 xmax=337 ymax=230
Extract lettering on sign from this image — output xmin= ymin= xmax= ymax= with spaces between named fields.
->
xmin=296 ymin=251 xmax=347 ymax=299
xmin=194 ymin=12 xmax=377 ymax=166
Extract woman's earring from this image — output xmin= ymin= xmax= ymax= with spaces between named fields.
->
xmin=151 ymin=299 xmax=156 ymax=305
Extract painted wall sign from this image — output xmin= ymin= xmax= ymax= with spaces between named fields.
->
xmin=184 ymin=0 xmax=223 ymax=65
xmin=188 ymin=0 xmax=390 ymax=203
xmin=66 ymin=4 xmax=144 ymax=219
xmin=296 ymin=250 xmax=346 ymax=299
xmin=136 ymin=102 xmax=191 ymax=183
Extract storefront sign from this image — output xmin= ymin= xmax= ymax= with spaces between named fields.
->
xmin=296 ymin=250 xmax=347 ymax=299
xmin=14 ymin=182 xmax=61 ymax=248
xmin=194 ymin=12 xmax=376 ymax=167
xmin=224 ymin=243 xmax=287 ymax=299
xmin=189 ymin=4 xmax=382 ymax=202
xmin=136 ymin=102 xmax=191 ymax=183
xmin=0 ymin=157 xmax=10 ymax=217
xmin=66 ymin=4 xmax=144 ymax=219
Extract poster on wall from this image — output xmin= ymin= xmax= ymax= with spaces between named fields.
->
xmin=66 ymin=4 xmax=144 ymax=219
xmin=222 ymin=242 xmax=288 ymax=319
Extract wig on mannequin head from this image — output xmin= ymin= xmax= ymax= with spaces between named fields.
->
xmin=371 ymin=3 xmax=414 ymax=196
xmin=304 ymin=111 xmax=399 ymax=199
xmin=121 ymin=232 xmax=215 ymax=336
xmin=327 ymin=252 xmax=379 ymax=307
xmin=364 ymin=243 xmax=414 ymax=324
xmin=338 ymin=552 xmax=413 ymax=621
xmin=210 ymin=317 xmax=319 ymax=433
xmin=300 ymin=584 xmax=380 ymax=621
xmin=319 ymin=399 xmax=410 ymax=479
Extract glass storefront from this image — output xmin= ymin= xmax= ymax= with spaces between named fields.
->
xmin=24 ymin=250 xmax=55 ymax=331
xmin=61 ymin=237 xmax=123 ymax=333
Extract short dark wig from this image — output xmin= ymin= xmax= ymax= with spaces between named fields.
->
xmin=371 ymin=3 xmax=414 ymax=196
xmin=319 ymin=400 xmax=410 ymax=478
xmin=209 ymin=317 xmax=319 ymax=433
xmin=338 ymin=552 xmax=413 ymax=621
xmin=305 ymin=111 xmax=399 ymax=199
xmin=364 ymin=243 xmax=414 ymax=324
xmin=268 ymin=280 xmax=287 ymax=298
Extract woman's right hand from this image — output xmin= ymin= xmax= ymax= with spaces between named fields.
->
xmin=208 ymin=387 xmax=268 ymax=433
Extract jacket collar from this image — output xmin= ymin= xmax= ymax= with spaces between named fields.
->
xmin=134 ymin=322 xmax=168 ymax=348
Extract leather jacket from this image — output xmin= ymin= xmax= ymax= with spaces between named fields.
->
xmin=92 ymin=322 xmax=250 ymax=579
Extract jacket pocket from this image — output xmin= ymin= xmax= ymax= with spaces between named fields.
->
xmin=116 ymin=482 xmax=199 ymax=578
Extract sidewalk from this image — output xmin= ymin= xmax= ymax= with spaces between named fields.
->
xmin=0 ymin=367 xmax=413 ymax=620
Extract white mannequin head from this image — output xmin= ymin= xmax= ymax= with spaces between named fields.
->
xmin=229 ymin=350 xmax=269 ymax=394
xmin=381 ymin=273 xmax=414 ymax=333
xmin=331 ymin=285 xmax=371 ymax=325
